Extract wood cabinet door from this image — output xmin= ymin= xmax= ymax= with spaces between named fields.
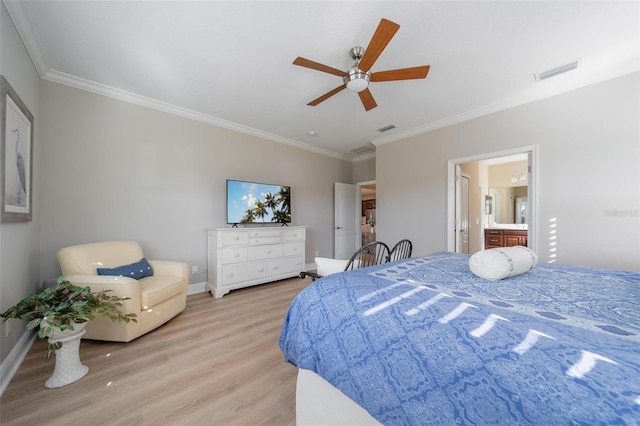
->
xmin=504 ymin=235 xmax=522 ymax=247
xmin=504 ymin=230 xmax=528 ymax=247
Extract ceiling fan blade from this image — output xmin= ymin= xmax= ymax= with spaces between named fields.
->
xmin=293 ymin=57 xmax=346 ymax=77
xmin=371 ymin=65 xmax=431 ymax=82
xmin=307 ymin=85 xmax=346 ymax=106
xmin=358 ymin=88 xmax=377 ymax=111
xmin=358 ymin=18 xmax=400 ymax=72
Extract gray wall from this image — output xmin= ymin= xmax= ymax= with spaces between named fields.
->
xmin=353 ymin=155 xmax=375 ymax=183
xmin=37 ymin=80 xmax=353 ymax=283
xmin=0 ymin=3 xmax=42 ymax=362
xmin=377 ymin=73 xmax=640 ymax=271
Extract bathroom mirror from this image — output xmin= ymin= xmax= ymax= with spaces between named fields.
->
xmin=488 ymin=186 xmax=528 ymax=224
xmin=487 ymin=158 xmax=529 ymax=224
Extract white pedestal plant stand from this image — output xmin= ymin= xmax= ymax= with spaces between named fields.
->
xmin=45 ymin=322 xmax=89 ymax=388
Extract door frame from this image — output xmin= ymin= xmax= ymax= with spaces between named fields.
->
xmin=455 ymin=167 xmax=471 ymax=253
xmin=446 ymin=145 xmax=538 ymax=254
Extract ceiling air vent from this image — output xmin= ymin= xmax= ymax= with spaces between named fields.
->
xmin=377 ymin=124 xmax=396 ymax=133
xmin=534 ymin=60 xmax=579 ymax=81
xmin=351 ymin=145 xmax=375 ymax=155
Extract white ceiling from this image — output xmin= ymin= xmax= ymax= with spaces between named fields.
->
xmin=5 ymin=1 xmax=639 ymax=160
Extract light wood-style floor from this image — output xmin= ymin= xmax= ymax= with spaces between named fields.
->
xmin=0 ymin=276 xmax=312 ymax=426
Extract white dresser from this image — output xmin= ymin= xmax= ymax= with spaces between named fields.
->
xmin=206 ymin=226 xmax=306 ymax=298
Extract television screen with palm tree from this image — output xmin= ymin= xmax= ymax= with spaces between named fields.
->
xmin=226 ymin=179 xmax=291 ymax=225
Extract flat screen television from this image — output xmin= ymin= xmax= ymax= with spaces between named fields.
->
xmin=226 ymin=179 xmax=291 ymax=225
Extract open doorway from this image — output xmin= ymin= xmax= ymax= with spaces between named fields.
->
xmin=455 ymin=167 xmax=471 ymax=253
xmin=333 ymin=181 xmax=376 ymax=259
xmin=358 ymin=182 xmax=376 ymax=249
xmin=447 ymin=146 xmax=537 ymax=255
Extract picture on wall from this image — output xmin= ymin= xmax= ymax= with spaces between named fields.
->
xmin=1 ymin=75 xmax=34 ymax=222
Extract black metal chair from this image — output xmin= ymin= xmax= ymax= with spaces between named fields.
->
xmin=300 ymin=241 xmax=391 ymax=281
xmin=388 ymin=239 xmax=413 ymax=262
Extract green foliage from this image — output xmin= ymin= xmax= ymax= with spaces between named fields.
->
xmin=1 ymin=276 xmax=137 ymax=361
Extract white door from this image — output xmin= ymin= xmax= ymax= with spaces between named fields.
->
xmin=455 ymin=166 xmax=470 ymax=253
xmin=334 ymin=183 xmax=357 ymax=260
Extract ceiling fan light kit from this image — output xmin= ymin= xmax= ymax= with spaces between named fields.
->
xmin=344 ymin=67 xmax=371 ymax=92
xmin=293 ymin=18 xmax=430 ymax=111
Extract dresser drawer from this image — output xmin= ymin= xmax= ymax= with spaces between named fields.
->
xmin=248 ymin=230 xmax=283 ymax=239
xmin=284 ymin=241 xmax=303 ymax=256
xmin=267 ymin=256 xmax=304 ymax=277
xmin=221 ymin=262 xmax=267 ymax=285
xmin=220 ymin=247 xmax=248 ymax=264
xmin=248 ymin=244 xmax=284 ymax=260
xmin=284 ymin=228 xmax=305 ymax=241
xmin=221 ymin=232 xmax=249 ymax=246
xmin=249 ymin=236 xmax=283 ymax=245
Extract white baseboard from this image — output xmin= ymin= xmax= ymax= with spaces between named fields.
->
xmin=0 ymin=330 xmax=36 ymax=397
xmin=187 ymin=281 xmax=207 ymax=295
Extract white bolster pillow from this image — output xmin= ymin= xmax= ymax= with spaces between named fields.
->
xmin=469 ymin=246 xmax=538 ymax=280
xmin=315 ymin=257 xmax=362 ymax=276
xmin=315 ymin=257 xmax=350 ymax=276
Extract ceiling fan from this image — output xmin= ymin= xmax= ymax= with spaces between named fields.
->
xmin=293 ymin=18 xmax=430 ymax=111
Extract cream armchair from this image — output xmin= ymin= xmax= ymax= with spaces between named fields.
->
xmin=57 ymin=241 xmax=189 ymax=342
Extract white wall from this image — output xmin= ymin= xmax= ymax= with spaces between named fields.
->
xmin=37 ymin=80 xmax=353 ymax=283
xmin=377 ymin=73 xmax=640 ymax=271
xmin=0 ymin=3 xmax=41 ymax=362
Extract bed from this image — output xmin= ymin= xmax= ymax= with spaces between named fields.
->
xmin=279 ymin=252 xmax=640 ymax=425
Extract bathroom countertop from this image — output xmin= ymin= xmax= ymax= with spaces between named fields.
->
xmin=486 ymin=224 xmax=528 ymax=230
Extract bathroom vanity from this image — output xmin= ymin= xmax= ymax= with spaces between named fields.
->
xmin=484 ymin=226 xmax=528 ymax=249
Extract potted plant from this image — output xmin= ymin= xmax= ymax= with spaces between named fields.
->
xmin=1 ymin=276 xmax=137 ymax=387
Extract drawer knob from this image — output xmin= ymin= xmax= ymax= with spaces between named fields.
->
xmin=266 ymin=250 xmax=271 ymax=254
xmin=227 ymin=273 xmax=234 ymax=278
xmin=233 ymin=236 xmax=239 ymax=241
xmin=258 ymin=267 xmax=265 ymax=272
xmin=272 ymin=266 xmax=278 ymax=271
xmin=233 ymin=253 xmax=240 ymax=258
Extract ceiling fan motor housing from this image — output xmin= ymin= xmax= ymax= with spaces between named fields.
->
xmin=344 ymin=67 xmax=371 ymax=92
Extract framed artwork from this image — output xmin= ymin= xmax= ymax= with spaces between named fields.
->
xmin=1 ymin=75 xmax=34 ymax=222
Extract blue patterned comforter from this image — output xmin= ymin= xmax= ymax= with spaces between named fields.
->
xmin=279 ymin=252 xmax=640 ymax=425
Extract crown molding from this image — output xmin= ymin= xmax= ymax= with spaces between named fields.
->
xmin=4 ymin=0 xmax=49 ymax=77
xmin=43 ymin=69 xmax=351 ymax=161
xmin=371 ymin=70 xmax=638 ymax=147
xmin=352 ymin=152 xmax=376 ymax=162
